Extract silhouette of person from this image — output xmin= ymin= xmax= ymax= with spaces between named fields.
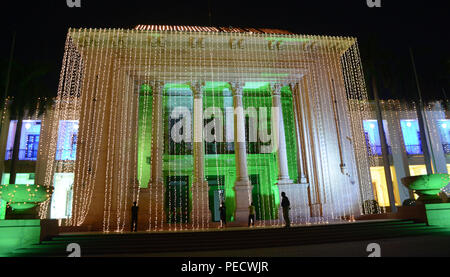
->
xmin=131 ymin=201 xmax=139 ymax=232
xmin=281 ymin=192 xmax=291 ymax=227
xmin=219 ymin=201 xmax=226 ymax=228
xmin=248 ymin=202 xmax=256 ymax=227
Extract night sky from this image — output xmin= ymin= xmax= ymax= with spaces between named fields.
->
xmin=1 ymin=0 xmax=449 ymax=101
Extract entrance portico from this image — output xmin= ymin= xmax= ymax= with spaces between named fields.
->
xmin=53 ymin=26 xmax=369 ymax=231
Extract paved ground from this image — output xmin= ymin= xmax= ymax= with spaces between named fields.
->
xmin=105 ymin=236 xmax=449 ymax=257
xmin=95 ymin=231 xmax=450 ymax=257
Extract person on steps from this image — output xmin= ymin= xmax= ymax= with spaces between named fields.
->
xmin=248 ymin=202 xmax=256 ymax=227
xmin=219 ymin=201 xmax=226 ymax=228
xmin=281 ymin=192 xmax=291 ymax=227
xmin=131 ymin=201 xmax=139 ymax=232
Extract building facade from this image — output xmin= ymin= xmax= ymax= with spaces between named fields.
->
xmin=1 ymin=26 xmax=380 ymax=231
xmin=362 ymin=100 xmax=450 ymax=211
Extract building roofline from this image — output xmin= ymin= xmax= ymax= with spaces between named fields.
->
xmin=134 ymin=25 xmax=295 ymax=35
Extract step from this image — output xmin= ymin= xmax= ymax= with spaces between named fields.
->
xmin=51 ymin=220 xmax=418 ymax=241
xmin=11 ymin=220 xmax=447 ymax=257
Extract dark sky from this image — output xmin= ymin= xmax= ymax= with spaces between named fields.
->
xmin=1 ymin=0 xmax=449 ymax=100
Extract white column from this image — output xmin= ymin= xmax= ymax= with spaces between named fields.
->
xmin=149 ymin=81 xmax=165 ymax=229
xmin=149 ymin=81 xmax=164 ymax=187
xmin=385 ymin=108 xmax=412 ymax=203
xmin=426 ymin=102 xmax=448 ymax=175
xmin=271 ymin=83 xmax=293 ymax=185
xmin=190 ymin=81 xmax=209 ymax=228
xmin=230 ymin=82 xmax=252 ymax=224
xmin=290 ymin=82 xmax=308 ymax=184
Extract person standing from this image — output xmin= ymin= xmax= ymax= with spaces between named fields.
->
xmin=131 ymin=201 xmax=139 ymax=232
xmin=280 ymin=192 xmax=291 ymax=227
xmin=248 ymin=202 xmax=256 ymax=227
xmin=219 ymin=201 xmax=226 ymax=228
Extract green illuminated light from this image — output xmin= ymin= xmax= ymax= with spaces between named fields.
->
xmin=0 ymin=184 xmax=52 ymax=211
xmin=408 ymin=174 xmax=450 ymax=195
xmin=137 ymin=84 xmax=298 ymax=222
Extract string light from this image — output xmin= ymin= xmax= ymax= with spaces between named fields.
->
xmin=41 ymin=26 xmax=384 ymax=232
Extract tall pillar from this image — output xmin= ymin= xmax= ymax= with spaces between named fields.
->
xmin=190 ymin=81 xmax=209 ymax=228
xmin=425 ymin=102 xmax=448 ymax=175
xmin=149 ymin=81 xmax=164 ymax=187
xmin=148 ymin=81 xmax=164 ymax=230
xmin=271 ymin=83 xmax=293 ymax=185
xmin=298 ymin=78 xmax=322 ymax=217
xmin=290 ymin=82 xmax=308 ymax=184
xmin=385 ymin=106 xmax=412 ymax=202
xmin=230 ymin=82 xmax=252 ymax=224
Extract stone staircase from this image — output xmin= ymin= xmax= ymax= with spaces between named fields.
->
xmin=10 ymin=220 xmax=448 ymax=257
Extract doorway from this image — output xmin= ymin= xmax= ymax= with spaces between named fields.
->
xmin=165 ymin=176 xmax=189 ymax=224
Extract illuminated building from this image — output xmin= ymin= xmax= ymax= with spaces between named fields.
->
xmin=4 ymin=26 xmax=446 ymax=232
xmin=362 ymin=100 xmax=450 ymax=210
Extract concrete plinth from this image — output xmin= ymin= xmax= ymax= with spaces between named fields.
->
xmin=0 ymin=219 xmax=58 ymax=256
xmin=425 ymin=203 xmax=450 ymax=227
xmin=233 ymin=180 xmax=253 ymax=224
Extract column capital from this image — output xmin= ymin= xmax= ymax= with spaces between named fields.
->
xmin=270 ymin=82 xmax=285 ymax=96
xmin=229 ymin=82 xmax=245 ymax=96
xmin=288 ymin=82 xmax=299 ymax=94
xmin=189 ymin=81 xmax=205 ymax=97
xmin=151 ymin=81 xmax=164 ymax=95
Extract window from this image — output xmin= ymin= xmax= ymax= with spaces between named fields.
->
xmin=56 ymin=120 xmax=79 ymax=160
xmin=400 ymin=120 xmax=423 ymax=155
xmin=164 ymin=91 xmax=193 ymax=156
xmin=362 ymin=120 xmax=391 ymax=156
xmin=369 ymin=167 xmax=401 ymax=207
xmin=4 ymin=120 xmax=41 ymax=161
xmin=437 ymin=119 xmax=450 ymax=155
xmin=25 ymin=134 xmax=39 ymax=159
xmin=168 ymin=116 xmax=192 ymax=155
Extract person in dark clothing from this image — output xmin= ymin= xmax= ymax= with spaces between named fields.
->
xmin=131 ymin=201 xmax=139 ymax=232
xmin=280 ymin=192 xmax=291 ymax=227
xmin=248 ymin=202 xmax=256 ymax=227
xmin=219 ymin=202 xmax=226 ymax=228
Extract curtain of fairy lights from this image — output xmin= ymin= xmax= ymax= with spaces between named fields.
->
xmin=40 ymin=31 xmax=84 ymax=222
xmin=340 ymin=40 xmax=375 ymax=215
xmin=54 ymin=27 xmax=375 ymax=232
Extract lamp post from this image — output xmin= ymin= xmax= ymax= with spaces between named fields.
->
xmin=372 ymin=76 xmax=397 ymax=212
